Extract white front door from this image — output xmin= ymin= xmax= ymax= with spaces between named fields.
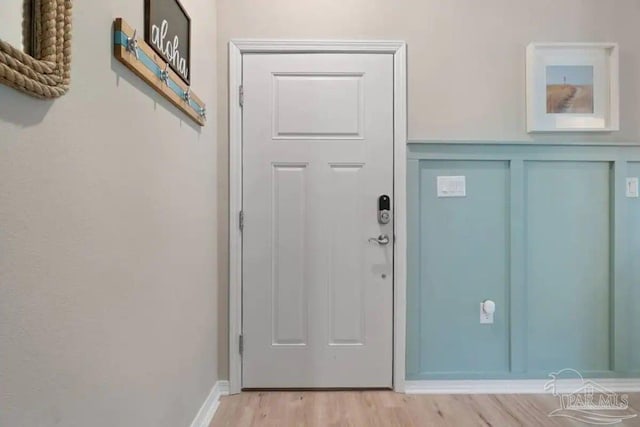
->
xmin=242 ymin=53 xmax=394 ymax=388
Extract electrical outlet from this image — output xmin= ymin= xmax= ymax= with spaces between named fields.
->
xmin=480 ymin=302 xmax=495 ymax=324
xmin=627 ymin=178 xmax=639 ymax=198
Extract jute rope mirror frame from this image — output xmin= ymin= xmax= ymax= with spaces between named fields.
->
xmin=0 ymin=0 xmax=72 ymax=98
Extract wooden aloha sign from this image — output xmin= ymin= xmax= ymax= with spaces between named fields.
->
xmin=144 ymin=0 xmax=191 ymax=84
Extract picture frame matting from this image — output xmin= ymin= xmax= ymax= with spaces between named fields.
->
xmin=526 ymin=43 xmax=619 ymax=133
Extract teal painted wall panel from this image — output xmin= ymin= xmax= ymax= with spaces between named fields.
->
xmin=629 ymin=162 xmax=640 ymax=371
xmin=407 ymin=143 xmax=640 ymax=380
xmin=525 ymin=161 xmax=611 ymax=372
xmin=409 ymin=161 xmax=510 ymax=375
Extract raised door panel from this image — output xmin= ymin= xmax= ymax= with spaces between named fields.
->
xmin=273 ymin=73 xmax=364 ymax=139
xmin=327 ymin=164 xmax=365 ymax=346
xmin=271 ymin=164 xmax=308 ymax=346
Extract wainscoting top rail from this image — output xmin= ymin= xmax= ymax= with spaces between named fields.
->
xmin=408 ymin=139 xmax=640 ymax=147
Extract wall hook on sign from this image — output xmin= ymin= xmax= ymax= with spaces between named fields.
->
xmin=160 ymin=62 xmax=170 ymax=84
xmin=199 ymin=107 xmax=207 ymax=120
xmin=126 ymin=29 xmax=140 ymax=59
xmin=113 ymin=18 xmax=206 ymax=126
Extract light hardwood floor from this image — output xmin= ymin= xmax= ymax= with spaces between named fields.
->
xmin=210 ymin=391 xmax=640 ymax=427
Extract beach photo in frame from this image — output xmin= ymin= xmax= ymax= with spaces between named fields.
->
xmin=526 ymin=43 xmax=619 ymax=132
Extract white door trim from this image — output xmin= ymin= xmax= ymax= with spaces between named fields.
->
xmin=228 ymin=39 xmax=407 ymax=395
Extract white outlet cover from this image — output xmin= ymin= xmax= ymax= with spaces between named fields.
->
xmin=627 ymin=177 xmax=639 ymax=198
xmin=480 ymin=303 xmax=494 ymax=324
xmin=437 ymin=176 xmax=466 ymax=198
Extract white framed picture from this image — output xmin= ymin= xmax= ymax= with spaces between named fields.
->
xmin=526 ymin=43 xmax=619 ymax=133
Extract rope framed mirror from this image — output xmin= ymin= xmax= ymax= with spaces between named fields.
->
xmin=0 ymin=0 xmax=72 ymax=98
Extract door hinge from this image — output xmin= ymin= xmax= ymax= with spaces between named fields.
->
xmin=239 ymin=334 xmax=244 ymax=354
xmin=239 ymin=210 xmax=244 ymax=231
xmin=239 ymin=85 xmax=244 ymax=107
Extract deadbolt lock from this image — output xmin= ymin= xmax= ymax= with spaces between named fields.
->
xmin=378 ymin=195 xmax=392 ymax=225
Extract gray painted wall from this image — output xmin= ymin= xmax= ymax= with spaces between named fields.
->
xmin=0 ymin=0 xmax=218 ymax=425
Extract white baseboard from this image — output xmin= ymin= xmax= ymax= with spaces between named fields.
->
xmin=405 ymin=379 xmax=640 ymax=395
xmin=189 ymin=380 xmax=229 ymax=427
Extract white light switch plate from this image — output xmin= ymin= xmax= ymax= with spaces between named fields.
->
xmin=437 ymin=176 xmax=466 ymax=198
xmin=627 ymin=178 xmax=639 ymax=198
xmin=480 ymin=303 xmax=494 ymax=324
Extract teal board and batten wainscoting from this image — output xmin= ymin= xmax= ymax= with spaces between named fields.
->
xmin=406 ymin=142 xmax=640 ymax=380
xmin=630 ymin=161 xmax=640 ymax=373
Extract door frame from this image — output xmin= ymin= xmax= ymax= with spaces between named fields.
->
xmin=228 ymin=40 xmax=407 ymax=394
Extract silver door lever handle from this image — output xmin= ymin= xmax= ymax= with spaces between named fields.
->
xmin=368 ymin=234 xmax=390 ymax=245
